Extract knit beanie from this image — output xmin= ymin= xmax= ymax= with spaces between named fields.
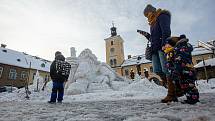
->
xmin=55 ymin=51 xmax=62 ymax=57
xmin=165 ymin=37 xmax=180 ymax=47
xmin=144 ymin=4 xmax=156 ymax=17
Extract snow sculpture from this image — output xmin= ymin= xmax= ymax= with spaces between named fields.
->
xmin=32 ymin=70 xmax=44 ymax=92
xmin=65 ymin=48 xmax=125 ymax=95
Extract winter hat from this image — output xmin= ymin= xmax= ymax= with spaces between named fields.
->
xmin=165 ymin=37 xmax=180 ymax=47
xmin=55 ymin=51 xmax=62 ymax=57
xmin=144 ymin=4 xmax=156 ymax=17
xmin=179 ymin=34 xmax=186 ymax=40
xmin=55 ymin=51 xmax=65 ymax=61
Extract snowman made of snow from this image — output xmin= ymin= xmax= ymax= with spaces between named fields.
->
xmin=65 ymin=49 xmax=117 ymax=95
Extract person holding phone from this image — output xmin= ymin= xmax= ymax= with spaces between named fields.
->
xmin=141 ymin=4 xmax=175 ymax=103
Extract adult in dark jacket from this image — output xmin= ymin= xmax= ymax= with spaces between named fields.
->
xmin=48 ymin=51 xmax=69 ymax=104
xmin=143 ymin=4 xmax=171 ymax=102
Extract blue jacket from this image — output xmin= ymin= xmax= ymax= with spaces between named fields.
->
xmin=150 ymin=11 xmax=171 ymax=53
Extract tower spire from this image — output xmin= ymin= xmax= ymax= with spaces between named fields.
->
xmin=110 ymin=22 xmax=117 ymax=37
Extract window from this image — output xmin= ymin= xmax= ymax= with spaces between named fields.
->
xmin=17 ymin=59 xmax=21 ymax=62
xmin=9 ymin=69 xmax=17 ymax=80
xmin=136 ymin=65 xmax=141 ymax=75
xmin=137 ymin=56 xmax=142 ymax=60
xmin=21 ymin=71 xmax=28 ymax=79
xmin=0 ymin=67 xmax=3 ymax=78
xmin=2 ymin=49 xmax=7 ymax=53
xmin=111 ymin=41 xmax=114 ymax=45
xmin=125 ymin=69 xmax=129 ymax=76
xmin=196 ymin=60 xmax=202 ymax=64
xmin=32 ymin=73 xmax=36 ymax=80
xmin=110 ymin=59 xmax=113 ymax=65
xmin=113 ymin=59 xmax=117 ymax=65
xmin=150 ymin=66 xmax=153 ymax=72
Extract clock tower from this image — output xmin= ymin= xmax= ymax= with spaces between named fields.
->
xmin=104 ymin=23 xmax=125 ymax=69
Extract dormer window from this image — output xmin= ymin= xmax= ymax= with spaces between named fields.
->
xmin=41 ymin=63 xmax=45 ymax=67
xmin=2 ymin=49 xmax=7 ymax=53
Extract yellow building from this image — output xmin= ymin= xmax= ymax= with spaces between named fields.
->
xmin=0 ymin=45 xmax=51 ymax=88
xmin=104 ymin=25 xmax=153 ymax=78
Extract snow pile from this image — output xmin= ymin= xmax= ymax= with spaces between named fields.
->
xmin=196 ymin=79 xmax=215 ymax=93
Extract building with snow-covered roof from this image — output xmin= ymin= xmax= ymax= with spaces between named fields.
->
xmin=0 ymin=45 xmax=51 ymax=88
xmin=192 ymin=40 xmax=215 ymax=65
xmin=193 ymin=40 xmax=215 ymax=80
xmin=194 ymin=58 xmax=215 ymax=80
xmin=121 ymin=54 xmax=152 ymax=78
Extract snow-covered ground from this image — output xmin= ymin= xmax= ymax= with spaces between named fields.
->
xmin=0 ymin=78 xmax=215 ymax=121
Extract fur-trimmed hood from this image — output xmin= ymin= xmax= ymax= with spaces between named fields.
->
xmin=159 ymin=9 xmax=171 ymax=17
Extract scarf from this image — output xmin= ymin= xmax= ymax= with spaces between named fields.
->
xmin=148 ymin=9 xmax=162 ymax=26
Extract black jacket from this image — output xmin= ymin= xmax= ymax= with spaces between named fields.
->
xmin=50 ymin=54 xmax=69 ymax=82
xmin=150 ymin=10 xmax=171 ymax=53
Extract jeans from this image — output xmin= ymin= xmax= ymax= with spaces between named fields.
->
xmin=50 ymin=81 xmax=64 ymax=102
xmin=152 ymin=50 xmax=167 ymax=75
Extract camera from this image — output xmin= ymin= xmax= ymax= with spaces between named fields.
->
xmin=137 ymin=29 xmax=150 ymax=40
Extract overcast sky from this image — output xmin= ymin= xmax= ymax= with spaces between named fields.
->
xmin=0 ymin=0 xmax=215 ymax=62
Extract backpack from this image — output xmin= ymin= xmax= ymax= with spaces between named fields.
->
xmin=55 ymin=60 xmax=71 ymax=77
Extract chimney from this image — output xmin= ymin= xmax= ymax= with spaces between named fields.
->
xmin=128 ymin=55 xmax=131 ymax=59
xmin=1 ymin=44 xmax=7 ymax=48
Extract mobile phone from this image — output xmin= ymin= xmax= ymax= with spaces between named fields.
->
xmin=137 ymin=29 xmax=142 ymax=33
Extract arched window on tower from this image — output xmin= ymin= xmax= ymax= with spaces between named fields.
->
xmin=111 ymin=41 xmax=114 ymax=45
xmin=113 ymin=59 xmax=117 ymax=65
xmin=110 ymin=59 xmax=113 ymax=65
